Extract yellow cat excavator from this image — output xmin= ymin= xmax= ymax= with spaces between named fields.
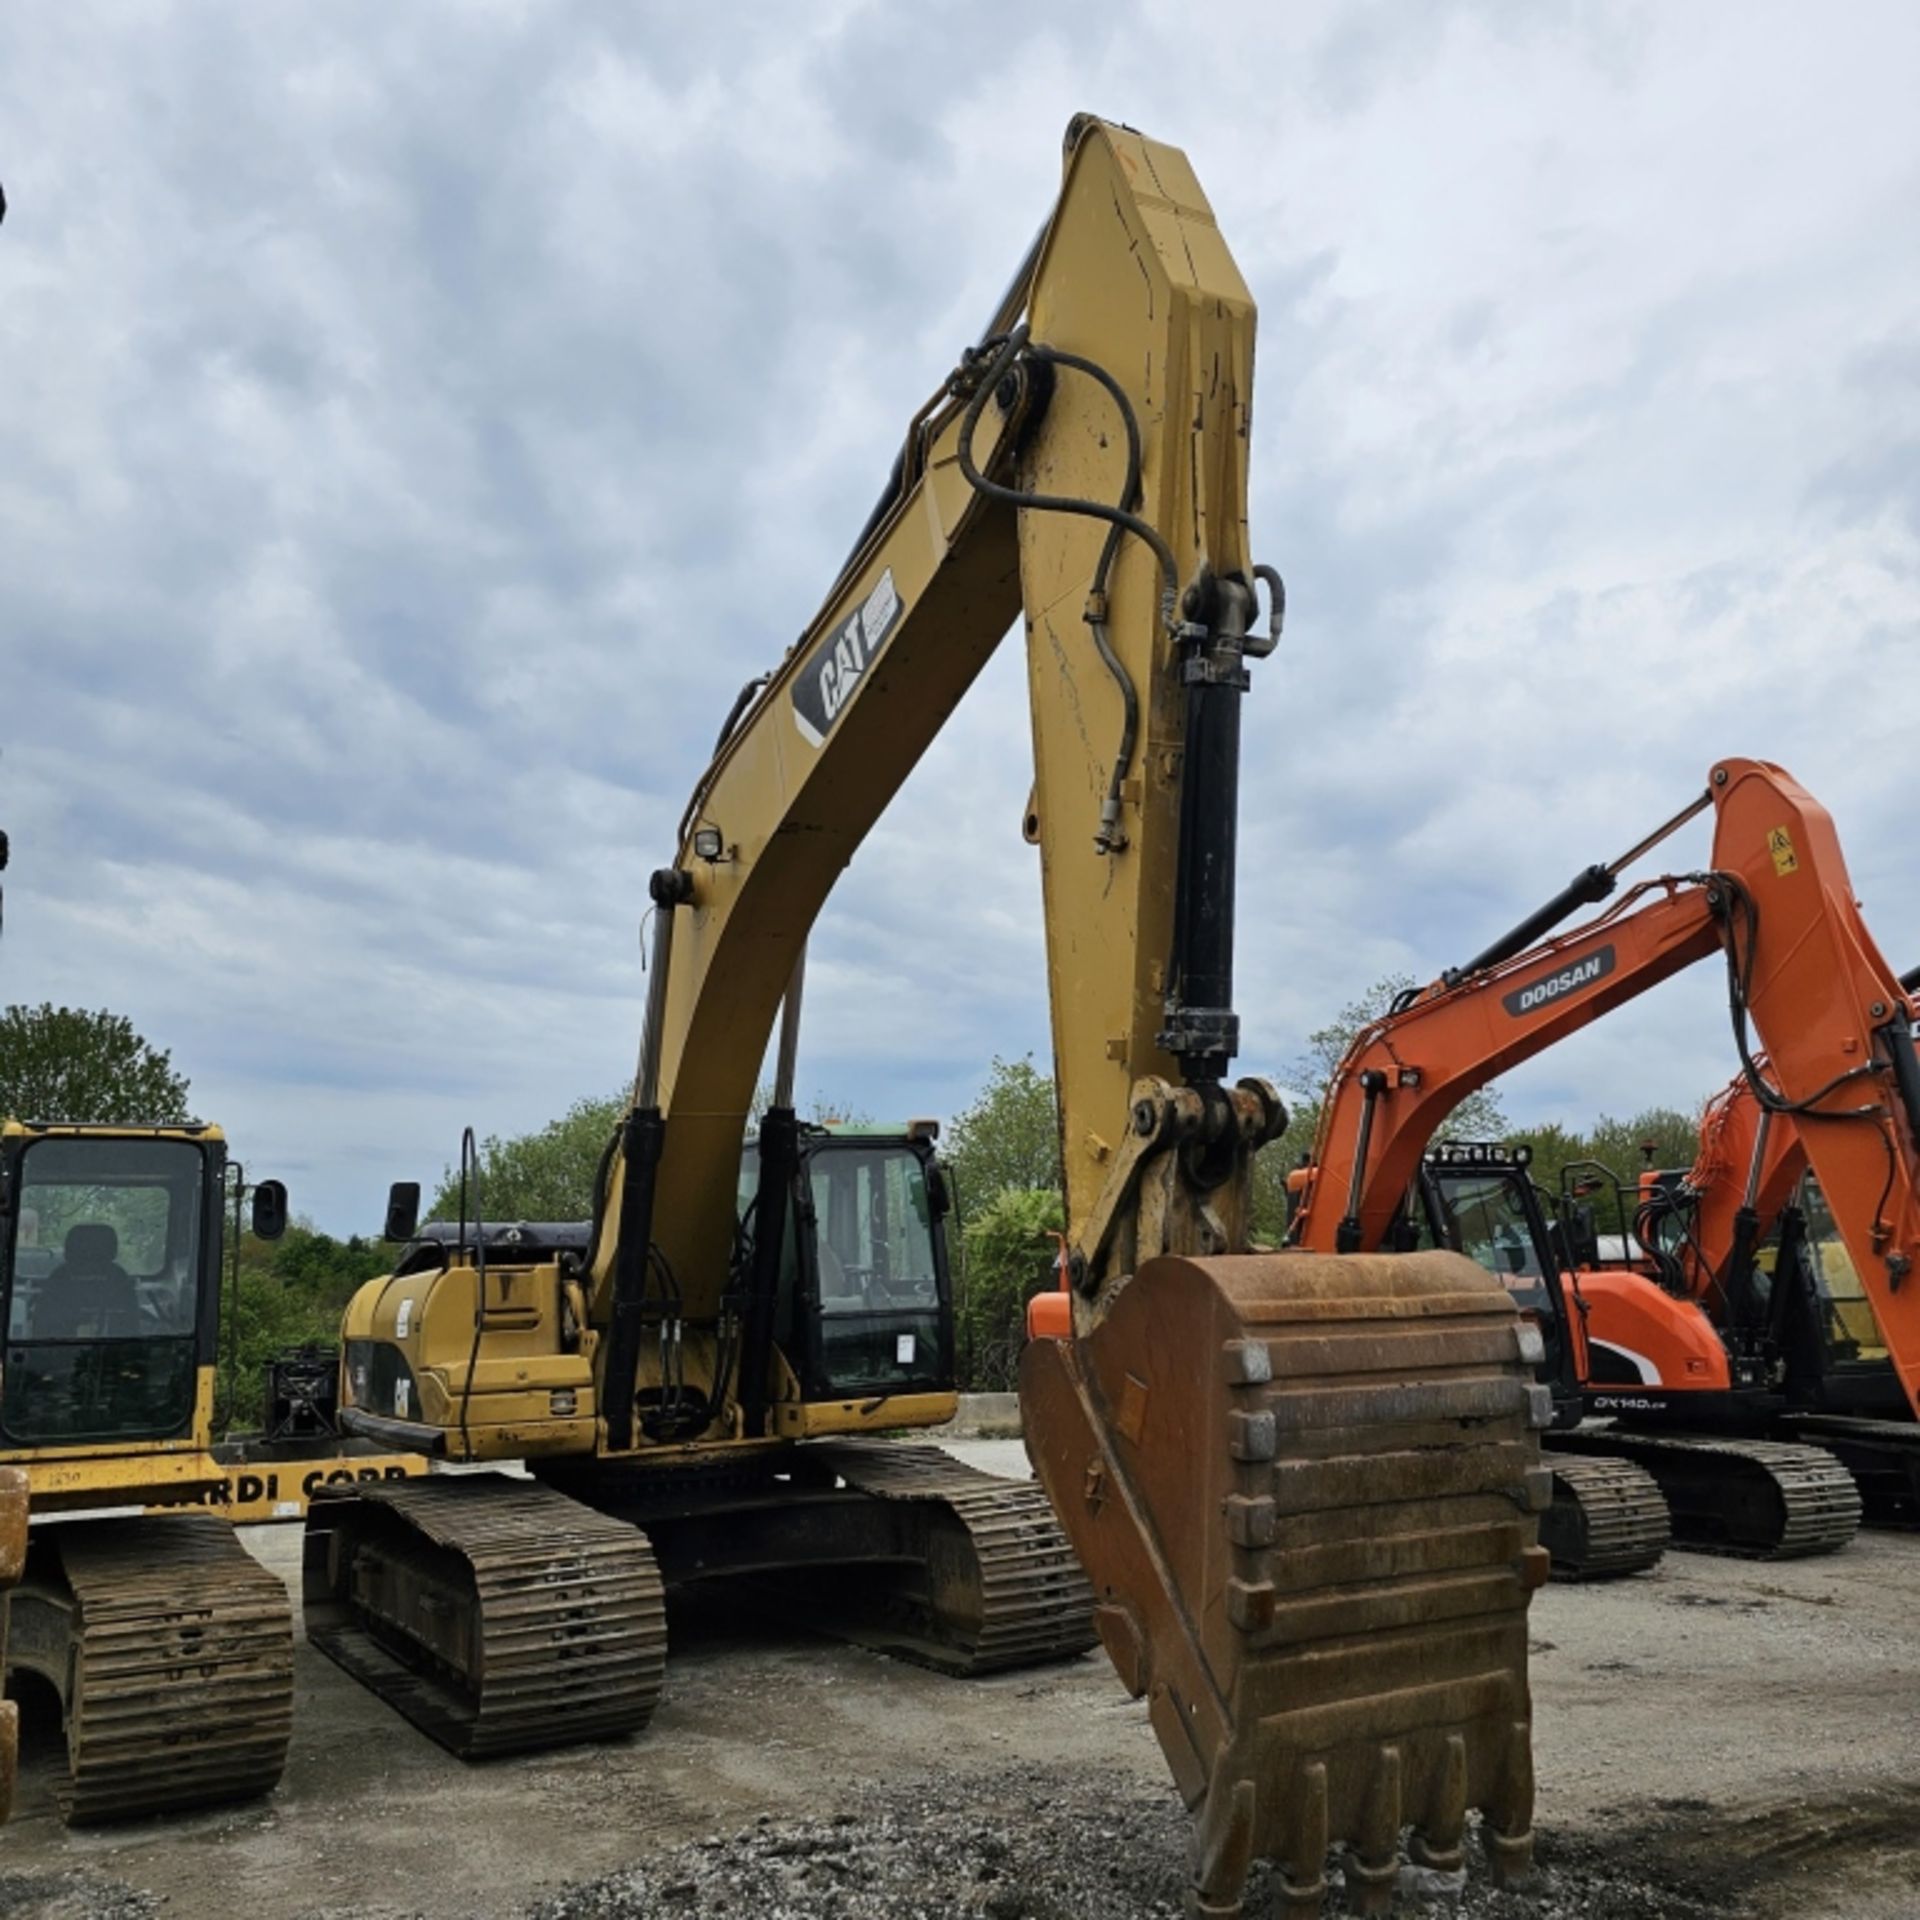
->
xmin=310 ymin=117 xmax=1547 ymax=1915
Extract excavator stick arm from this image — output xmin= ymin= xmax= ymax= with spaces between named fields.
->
xmin=590 ymin=117 xmax=1269 ymax=1329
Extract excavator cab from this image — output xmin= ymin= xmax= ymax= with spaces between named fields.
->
xmin=1413 ymin=1141 xmax=1583 ymax=1426
xmin=0 ymin=1125 xmax=227 ymax=1449
xmin=1796 ymin=1175 xmax=1883 ymax=1366
xmin=737 ymin=1125 xmax=954 ymax=1401
xmin=1776 ymin=1173 xmax=1910 ymax=1419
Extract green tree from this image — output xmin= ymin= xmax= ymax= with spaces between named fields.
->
xmin=1497 ymin=1120 xmax=1592 ymax=1205
xmin=1587 ymin=1107 xmax=1702 ymax=1180
xmin=0 ymin=1004 xmax=190 ymax=1124
xmin=1249 ymin=1133 xmax=1305 ymax=1245
xmin=219 ymin=1221 xmax=392 ymax=1431
xmin=1506 ymin=1108 xmax=1702 ymax=1213
xmin=958 ymin=1185 xmax=1064 ymax=1390
xmin=945 ymin=1055 xmax=1061 ymax=1227
xmin=426 ymin=1093 xmax=626 ymax=1223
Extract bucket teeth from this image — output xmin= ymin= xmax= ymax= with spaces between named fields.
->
xmin=1022 ymin=1248 xmax=1545 ymax=1915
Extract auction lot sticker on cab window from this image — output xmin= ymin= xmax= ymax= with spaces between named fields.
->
xmin=791 ymin=570 xmax=903 ymax=747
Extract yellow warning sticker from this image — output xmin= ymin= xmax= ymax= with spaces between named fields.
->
xmin=1768 ymin=826 xmax=1799 ymax=876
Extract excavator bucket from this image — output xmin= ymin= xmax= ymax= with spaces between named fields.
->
xmin=0 ymin=1467 xmax=26 ymax=1823
xmin=1021 ymin=1251 xmax=1549 ymax=1917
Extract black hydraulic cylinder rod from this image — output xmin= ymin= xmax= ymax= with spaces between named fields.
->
xmin=1161 ymin=573 xmax=1255 ymax=1084
xmin=738 ymin=951 xmax=807 ymax=1438
xmin=1443 ymin=864 xmax=1616 ymax=987
xmin=1879 ymin=1016 xmax=1920 ymax=1163
xmin=1720 ymin=1204 xmax=1764 ymax=1335
xmin=604 ymin=1107 xmax=666 ymax=1454
xmin=1768 ymin=1205 xmax=1813 ymax=1377
xmin=603 ymin=867 xmax=692 ymax=1454
xmin=740 ymin=1106 xmax=800 ymax=1438
xmin=1440 ymin=790 xmax=1718 ymax=989
xmin=1337 ymin=1070 xmax=1387 ymax=1254
xmin=1900 ymin=962 xmax=1920 ymax=996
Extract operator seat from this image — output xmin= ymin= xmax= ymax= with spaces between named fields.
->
xmin=34 ymin=1224 xmax=137 ymax=1338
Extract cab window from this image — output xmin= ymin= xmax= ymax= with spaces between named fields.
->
xmin=809 ymin=1146 xmax=940 ymax=1314
xmin=2 ymin=1137 xmax=207 ymax=1444
xmin=1423 ymin=1171 xmax=1546 ymax=1283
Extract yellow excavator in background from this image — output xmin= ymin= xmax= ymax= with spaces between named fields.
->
xmin=0 ymin=1121 xmax=298 ymax=1821
xmin=311 ymin=116 xmax=1546 ymax=1915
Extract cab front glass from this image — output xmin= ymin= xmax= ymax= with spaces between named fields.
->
xmin=1418 ymin=1162 xmax=1568 ymax=1384
xmin=740 ymin=1135 xmax=953 ymax=1398
xmin=1 ymin=1137 xmax=210 ymax=1445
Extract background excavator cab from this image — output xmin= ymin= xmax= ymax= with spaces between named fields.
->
xmin=0 ymin=1126 xmax=228 ymax=1448
xmin=737 ymin=1126 xmax=955 ymax=1403
xmin=1413 ymin=1142 xmax=1584 ymax=1429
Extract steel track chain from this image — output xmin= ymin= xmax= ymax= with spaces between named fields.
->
xmin=20 ymin=1516 xmax=293 ymax=1824
xmin=304 ymin=1473 xmax=666 ymax=1758
xmin=1540 ymin=1454 xmax=1671 ymax=1579
xmin=806 ymin=1442 xmax=1098 ymax=1673
xmin=1549 ymin=1429 xmax=1860 ymax=1559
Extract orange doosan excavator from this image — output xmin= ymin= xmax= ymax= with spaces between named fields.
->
xmin=1285 ymin=757 xmax=1920 ymax=1563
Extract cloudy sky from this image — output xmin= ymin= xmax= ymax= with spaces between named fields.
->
xmin=3 ymin=2 xmax=1916 ymax=1233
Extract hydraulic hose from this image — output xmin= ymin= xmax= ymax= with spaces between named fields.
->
xmin=955 ymin=325 xmax=1181 ymax=852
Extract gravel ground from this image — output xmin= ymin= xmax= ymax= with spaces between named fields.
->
xmin=4 ymin=1441 xmax=1918 ymax=1920
xmin=518 ymin=1772 xmax=1743 ymax=1920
